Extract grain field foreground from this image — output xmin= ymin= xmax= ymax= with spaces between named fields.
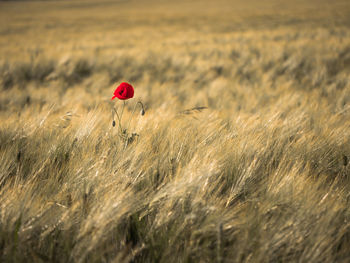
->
xmin=0 ymin=0 xmax=350 ymax=262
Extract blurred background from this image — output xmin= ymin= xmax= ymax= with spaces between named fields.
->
xmin=1 ymin=0 xmax=350 ymax=114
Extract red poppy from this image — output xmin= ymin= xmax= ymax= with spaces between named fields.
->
xmin=111 ymin=82 xmax=134 ymax=100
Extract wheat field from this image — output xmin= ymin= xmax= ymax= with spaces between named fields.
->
xmin=1 ymin=0 xmax=350 ymax=262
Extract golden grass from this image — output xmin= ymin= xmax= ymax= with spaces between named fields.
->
xmin=1 ymin=0 xmax=350 ymax=262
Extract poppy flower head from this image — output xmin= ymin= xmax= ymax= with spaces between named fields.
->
xmin=111 ymin=82 xmax=134 ymax=100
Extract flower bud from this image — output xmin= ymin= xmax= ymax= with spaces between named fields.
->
xmin=112 ymin=120 xmax=116 ymax=127
xmin=343 ymin=155 xmax=348 ymax=166
xmin=140 ymin=109 xmax=145 ymax=116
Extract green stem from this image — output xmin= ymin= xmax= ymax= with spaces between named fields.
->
xmin=113 ymin=107 xmax=123 ymax=134
xmin=121 ymin=101 xmax=126 ymax=124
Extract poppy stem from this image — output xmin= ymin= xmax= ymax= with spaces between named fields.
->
xmin=126 ymin=101 xmax=145 ymax=134
xmin=113 ymin=107 xmax=123 ymax=134
xmin=121 ymin=101 xmax=126 ymax=123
